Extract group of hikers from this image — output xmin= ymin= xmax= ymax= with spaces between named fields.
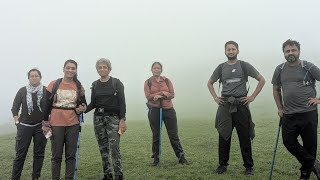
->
xmin=10 ymin=39 xmax=320 ymax=180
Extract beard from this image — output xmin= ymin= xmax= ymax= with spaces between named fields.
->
xmin=227 ymin=54 xmax=237 ymax=61
xmin=285 ymin=54 xmax=298 ymax=63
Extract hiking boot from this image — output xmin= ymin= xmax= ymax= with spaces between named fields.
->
xmin=300 ymin=170 xmax=311 ymax=180
xmin=313 ymin=159 xmax=320 ymax=179
xmin=215 ymin=165 xmax=227 ymax=174
xmin=245 ymin=167 xmax=254 ymax=176
xmin=178 ymin=156 xmax=190 ymax=165
xmin=115 ymin=175 xmax=123 ymax=180
xmin=152 ymin=157 xmax=159 ymax=166
xmin=102 ymin=174 xmax=113 ymax=180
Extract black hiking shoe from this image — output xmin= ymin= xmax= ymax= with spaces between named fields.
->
xmin=102 ymin=174 xmax=113 ymax=180
xmin=178 ymin=156 xmax=190 ymax=165
xmin=245 ymin=167 xmax=254 ymax=176
xmin=115 ymin=175 xmax=123 ymax=180
xmin=313 ymin=159 xmax=320 ymax=179
xmin=215 ymin=165 xmax=227 ymax=174
xmin=300 ymin=170 xmax=311 ymax=180
xmin=152 ymin=157 xmax=159 ymax=166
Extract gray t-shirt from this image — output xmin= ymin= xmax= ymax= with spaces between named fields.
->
xmin=210 ymin=60 xmax=259 ymax=97
xmin=271 ymin=60 xmax=320 ymax=114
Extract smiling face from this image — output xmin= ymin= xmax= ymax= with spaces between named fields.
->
xmin=151 ymin=63 xmax=162 ymax=77
xmin=63 ymin=62 xmax=77 ymax=79
xmin=28 ymin=70 xmax=41 ymax=86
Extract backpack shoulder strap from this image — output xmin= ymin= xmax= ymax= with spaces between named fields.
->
xmin=111 ymin=77 xmax=118 ymax=91
xmin=111 ymin=77 xmax=119 ymax=96
xmin=50 ymin=78 xmax=63 ymax=103
xmin=91 ymin=80 xmax=98 ymax=91
xmin=217 ymin=62 xmax=224 ymax=84
xmin=239 ymin=60 xmax=248 ymax=82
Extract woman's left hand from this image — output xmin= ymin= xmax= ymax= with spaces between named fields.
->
xmin=119 ymin=119 xmax=127 ymax=135
xmin=76 ymin=103 xmax=87 ymax=114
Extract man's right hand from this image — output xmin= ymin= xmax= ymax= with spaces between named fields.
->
xmin=214 ymin=96 xmax=224 ymax=105
xmin=277 ymin=109 xmax=283 ymax=117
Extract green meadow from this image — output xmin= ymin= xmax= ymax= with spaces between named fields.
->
xmin=1 ymin=106 xmax=320 ymax=180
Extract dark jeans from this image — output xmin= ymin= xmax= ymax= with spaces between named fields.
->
xmin=148 ymin=107 xmax=184 ymax=159
xmin=282 ymin=110 xmax=318 ymax=171
xmin=12 ymin=123 xmax=47 ymax=180
xmin=51 ymin=124 xmax=79 ymax=180
xmin=218 ymin=104 xmax=254 ymax=168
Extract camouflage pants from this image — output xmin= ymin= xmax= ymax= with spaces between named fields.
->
xmin=94 ymin=114 xmax=122 ymax=176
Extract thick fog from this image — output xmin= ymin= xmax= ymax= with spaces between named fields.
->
xmin=0 ymin=0 xmax=319 ymax=124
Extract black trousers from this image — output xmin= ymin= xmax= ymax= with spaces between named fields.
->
xmin=148 ymin=108 xmax=184 ymax=159
xmin=282 ymin=110 xmax=318 ymax=171
xmin=51 ymin=124 xmax=79 ymax=180
xmin=218 ymin=104 xmax=254 ymax=168
xmin=12 ymin=123 xmax=47 ymax=180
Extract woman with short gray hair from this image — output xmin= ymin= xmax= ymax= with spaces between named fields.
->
xmin=86 ymin=58 xmax=126 ymax=180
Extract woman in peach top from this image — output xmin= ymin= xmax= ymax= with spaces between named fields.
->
xmin=144 ymin=62 xmax=189 ymax=166
xmin=43 ymin=59 xmax=87 ymax=180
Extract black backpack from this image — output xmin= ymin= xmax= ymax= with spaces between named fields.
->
xmin=278 ymin=60 xmax=315 ymax=89
xmin=91 ymin=77 xmax=119 ymax=96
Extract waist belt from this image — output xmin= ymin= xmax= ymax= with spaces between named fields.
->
xmin=19 ymin=122 xmax=42 ymax=127
xmin=52 ymin=106 xmax=75 ymax=110
xmin=95 ymin=108 xmax=118 ymax=116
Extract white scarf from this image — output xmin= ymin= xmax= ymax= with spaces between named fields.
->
xmin=26 ymin=84 xmax=43 ymax=115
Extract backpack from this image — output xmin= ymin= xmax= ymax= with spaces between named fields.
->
xmin=278 ymin=60 xmax=315 ymax=88
xmin=217 ymin=60 xmax=250 ymax=93
xmin=49 ymin=78 xmax=82 ymax=108
xmin=147 ymin=77 xmax=169 ymax=91
xmin=91 ymin=77 xmax=119 ymax=96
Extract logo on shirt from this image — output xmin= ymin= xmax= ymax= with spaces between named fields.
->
xmin=232 ymin=69 xmax=236 ymax=73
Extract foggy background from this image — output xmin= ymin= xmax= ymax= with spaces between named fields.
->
xmin=0 ymin=0 xmax=319 ymax=126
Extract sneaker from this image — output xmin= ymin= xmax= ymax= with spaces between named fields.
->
xmin=313 ymin=159 xmax=320 ymax=179
xmin=245 ymin=167 xmax=254 ymax=176
xmin=300 ymin=170 xmax=310 ymax=180
xmin=215 ymin=165 xmax=227 ymax=174
xmin=178 ymin=157 xmax=190 ymax=165
xmin=152 ymin=157 xmax=159 ymax=166
xmin=115 ymin=175 xmax=123 ymax=180
xmin=102 ymin=174 xmax=113 ymax=180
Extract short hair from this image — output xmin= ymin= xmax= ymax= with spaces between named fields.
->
xmin=282 ymin=39 xmax=300 ymax=52
xmin=225 ymin=41 xmax=239 ymax=50
xmin=96 ymin=58 xmax=112 ymax=71
xmin=151 ymin=61 xmax=162 ymax=72
xmin=27 ymin=68 xmax=42 ymax=79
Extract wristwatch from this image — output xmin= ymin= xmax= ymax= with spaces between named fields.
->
xmin=15 ymin=121 xmax=20 ymax=125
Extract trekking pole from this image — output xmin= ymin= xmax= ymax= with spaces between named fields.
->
xmin=268 ymin=118 xmax=282 ymax=180
xmin=158 ymin=99 xmax=163 ymax=166
xmin=74 ymin=113 xmax=84 ymax=180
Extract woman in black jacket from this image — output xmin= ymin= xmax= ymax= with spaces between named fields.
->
xmin=11 ymin=68 xmax=48 ymax=180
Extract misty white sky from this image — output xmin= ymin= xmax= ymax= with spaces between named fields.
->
xmin=0 ymin=0 xmax=319 ymax=124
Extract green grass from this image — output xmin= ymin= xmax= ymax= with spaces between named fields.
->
xmin=1 ymin=113 xmax=320 ymax=180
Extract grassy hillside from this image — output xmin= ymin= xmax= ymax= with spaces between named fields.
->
xmin=1 ymin=114 xmax=319 ymax=179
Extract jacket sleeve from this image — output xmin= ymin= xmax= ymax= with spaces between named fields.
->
xmin=85 ymin=82 xmax=96 ymax=113
xmin=117 ymin=80 xmax=126 ymax=120
xmin=165 ymin=78 xmax=175 ymax=100
xmin=11 ymin=87 xmax=23 ymax=117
